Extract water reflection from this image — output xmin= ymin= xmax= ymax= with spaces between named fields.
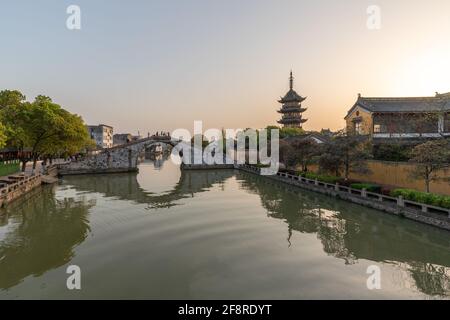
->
xmin=237 ymin=172 xmax=450 ymax=296
xmin=0 ymin=186 xmax=93 ymax=290
xmin=0 ymin=156 xmax=449 ymax=297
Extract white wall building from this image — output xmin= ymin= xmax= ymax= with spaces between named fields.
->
xmin=87 ymin=124 xmax=114 ymax=149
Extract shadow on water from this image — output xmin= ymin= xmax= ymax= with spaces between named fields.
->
xmin=236 ymin=171 xmax=450 ymax=297
xmin=0 ymin=185 xmax=94 ymax=290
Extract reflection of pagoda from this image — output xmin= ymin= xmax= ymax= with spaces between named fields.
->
xmin=277 ymin=71 xmax=307 ymax=128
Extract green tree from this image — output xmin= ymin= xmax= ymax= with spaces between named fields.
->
xmin=0 ymin=90 xmax=26 ymax=110
xmin=0 ymin=92 xmax=92 ymax=171
xmin=266 ymin=126 xmax=304 ymax=139
xmin=0 ymin=122 xmax=7 ymax=149
xmin=409 ymin=139 xmax=450 ymax=193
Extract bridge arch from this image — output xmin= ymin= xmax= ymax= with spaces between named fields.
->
xmin=59 ymin=137 xmax=181 ymax=175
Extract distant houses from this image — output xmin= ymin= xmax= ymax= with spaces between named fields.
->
xmin=345 ymin=92 xmax=450 ymax=143
xmin=87 ymin=124 xmax=113 ymax=149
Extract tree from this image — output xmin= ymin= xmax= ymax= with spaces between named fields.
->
xmin=409 ymin=139 xmax=450 ymax=193
xmin=280 ymin=138 xmax=317 ymax=172
xmin=0 ymin=91 xmax=92 ymax=172
xmin=0 ymin=122 xmax=7 ymax=149
xmin=319 ymin=131 xmax=372 ymax=179
xmin=0 ymin=90 xmax=26 ymax=110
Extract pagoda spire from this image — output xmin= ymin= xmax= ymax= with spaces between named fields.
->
xmin=289 ymin=70 xmax=294 ymax=90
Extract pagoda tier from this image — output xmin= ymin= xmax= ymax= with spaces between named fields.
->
xmin=277 ymin=117 xmax=308 ymax=125
xmin=276 ymin=71 xmax=308 ymax=128
xmin=277 ymin=107 xmax=307 ymax=113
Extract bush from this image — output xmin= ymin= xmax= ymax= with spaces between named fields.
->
xmin=373 ymin=144 xmax=411 ymax=161
xmin=350 ymin=183 xmax=381 ymax=193
xmin=391 ymin=189 xmax=450 ymax=209
xmin=301 ymin=172 xmax=340 ymax=184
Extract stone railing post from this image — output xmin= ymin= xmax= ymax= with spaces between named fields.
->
xmin=397 ymin=195 xmax=404 ymax=207
xmin=422 ymin=205 xmax=428 ymax=213
xmin=361 ymin=188 xmax=367 ymax=198
xmin=314 ymin=179 xmax=319 ymax=186
xmin=334 ymin=183 xmax=339 ymax=191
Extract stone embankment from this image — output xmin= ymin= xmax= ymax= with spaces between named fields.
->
xmin=237 ymin=164 xmax=450 ymax=232
xmin=0 ymin=174 xmax=42 ymax=208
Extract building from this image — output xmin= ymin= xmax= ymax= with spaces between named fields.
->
xmin=277 ymin=71 xmax=308 ymax=128
xmin=113 ymin=133 xmax=132 ymax=146
xmin=87 ymin=124 xmax=113 ymax=149
xmin=345 ymin=92 xmax=450 ymax=142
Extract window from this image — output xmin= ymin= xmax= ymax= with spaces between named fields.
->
xmin=374 ymin=124 xmax=381 ymax=133
xmin=355 ymin=122 xmax=362 ymax=134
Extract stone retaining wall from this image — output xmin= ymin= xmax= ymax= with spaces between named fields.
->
xmin=0 ymin=175 xmax=42 ymax=208
xmin=238 ymin=165 xmax=450 ymax=232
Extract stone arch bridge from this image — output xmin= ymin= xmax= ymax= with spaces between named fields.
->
xmin=58 ymin=137 xmax=180 ymax=175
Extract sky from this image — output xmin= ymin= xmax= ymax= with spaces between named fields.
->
xmin=1 ymin=0 xmax=450 ymax=135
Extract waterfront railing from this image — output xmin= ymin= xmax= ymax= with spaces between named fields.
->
xmin=238 ymin=164 xmax=450 ymax=220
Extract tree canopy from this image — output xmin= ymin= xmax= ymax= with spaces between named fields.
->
xmin=0 ymin=89 xmax=94 ymax=170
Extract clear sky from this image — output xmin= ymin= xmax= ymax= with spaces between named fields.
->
xmin=1 ymin=0 xmax=449 ymax=134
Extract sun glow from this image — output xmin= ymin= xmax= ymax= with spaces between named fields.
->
xmin=395 ymin=48 xmax=450 ymax=96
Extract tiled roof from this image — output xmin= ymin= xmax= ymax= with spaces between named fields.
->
xmin=346 ymin=92 xmax=450 ymax=118
xmin=278 ymin=89 xmax=306 ymax=103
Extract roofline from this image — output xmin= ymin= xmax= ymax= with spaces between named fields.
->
xmin=344 ymin=102 xmax=372 ymax=120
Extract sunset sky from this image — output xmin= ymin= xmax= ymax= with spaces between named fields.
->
xmin=1 ymin=0 xmax=449 ymax=134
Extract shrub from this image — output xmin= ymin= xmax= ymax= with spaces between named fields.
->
xmin=301 ymin=172 xmax=340 ymax=184
xmin=350 ymin=183 xmax=381 ymax=193
xmin=391 ymin=189 xmax=450 ymax=209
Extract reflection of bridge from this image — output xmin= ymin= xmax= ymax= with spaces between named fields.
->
xmin=63 ymin=167 xmax=235 ymax=210
xmin=59 ymin=137 xmax=181 ymax=175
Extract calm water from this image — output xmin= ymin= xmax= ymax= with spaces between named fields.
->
xmin=0 ymin=156 xmax=449 ymax=299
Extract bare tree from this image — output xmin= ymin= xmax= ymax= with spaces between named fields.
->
xmin=409 ymin=139 xmax=450 ymax=193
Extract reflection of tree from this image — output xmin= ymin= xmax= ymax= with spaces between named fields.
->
xmin=408 ymin=262 xmax=450 ymax=296
xmin=238 ymin=172 xmax=356 ymax=264
xmin=0 ymin=185 xmax=94 ymax=289
xmin=237 ymin=171 xmax=450 ymax=296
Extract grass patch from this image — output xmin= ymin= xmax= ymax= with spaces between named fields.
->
xmin=0 ymin=160 xmax=20 ymax=176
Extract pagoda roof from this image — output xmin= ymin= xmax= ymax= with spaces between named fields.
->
xmin=278 ymin=89 xmax=306 ymax=103
xmin=277 ymin=117 xmax=307 ymax=124
xmin=278 ymin=107 xmax=307 ymax=113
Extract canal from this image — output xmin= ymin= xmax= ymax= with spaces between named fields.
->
xmin=0 ymin=156 xmax=449 ymax=299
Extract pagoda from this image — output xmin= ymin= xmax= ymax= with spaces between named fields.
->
xmin=277 ymin=71 xmax=307 ymax=128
